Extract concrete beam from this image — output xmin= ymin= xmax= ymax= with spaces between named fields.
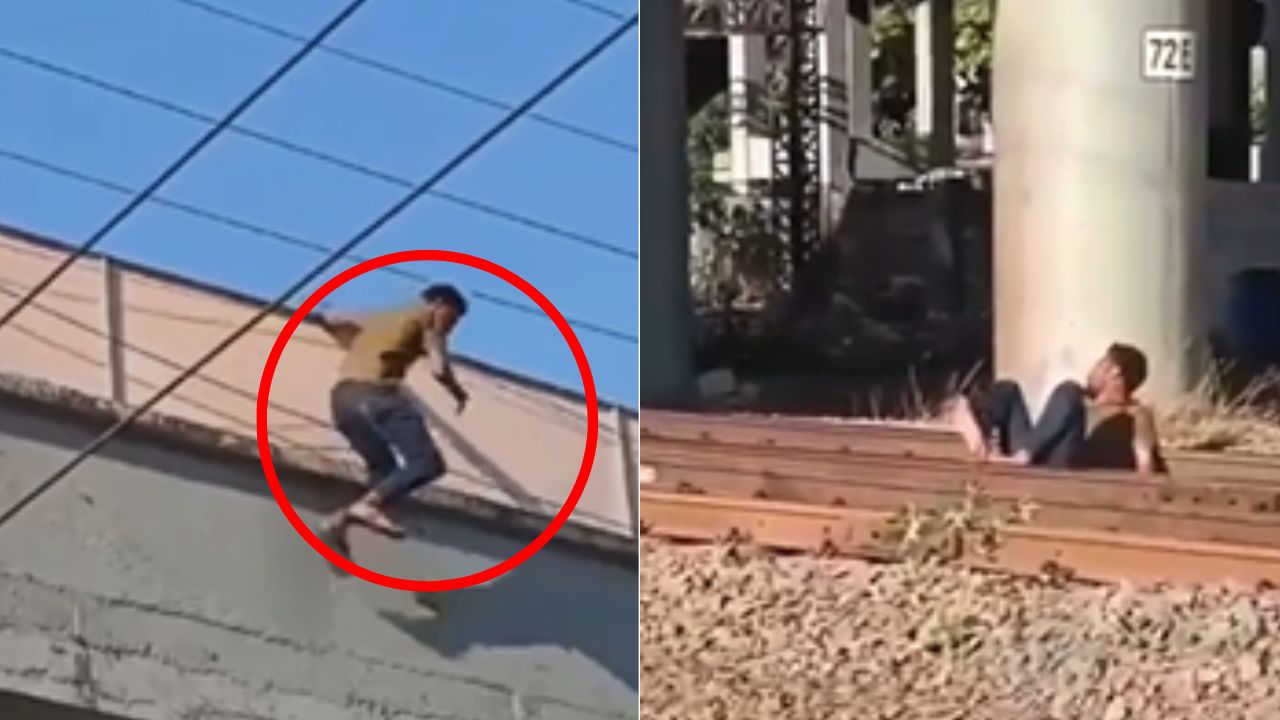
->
xmin=0 ymin=377 xmax=637 ymax=719
xmin=818 ymin=0 xmax=856 ymax=230
xmin=914 ymin=0 xmax=957 ymax=168
xmin=728 ymin=33 xmax=768 ymax=185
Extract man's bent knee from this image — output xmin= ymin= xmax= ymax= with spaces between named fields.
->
xmin=986 ymin=378 xmax=1026 ymax=402
xmin=1046 ymin=380 xmax=1086 ymax=404
xmin=371 ymin=462 xmax=446 ymax=505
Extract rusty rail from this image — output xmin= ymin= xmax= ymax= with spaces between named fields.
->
xmin=641 ymin=409 xmax=1280 ymax=482
xmin=639 ymin=410 xmax=1280 ymax=585
xmin=643 ymin=490 xmax=1280 ymax=586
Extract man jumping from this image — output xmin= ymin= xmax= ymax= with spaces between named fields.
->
xmin=316 ymin=284 xmax=470 ymax=553
xmin=951 ymin=342 xmax=1163 ymax=474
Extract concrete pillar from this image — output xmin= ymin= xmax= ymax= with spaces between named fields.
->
xmin=1264 ymin=0 xmax=1280 ymax=180
xmin=818 ymin=0 xmax=854 ymax=232
xmin=100 ymin=258 xmax=127 ymax=405
xmin=914 ymin=0 xmax=957 ymax=168
xmin=992 ymin=0 xmax=1210 ymax=408
xmin=1207 ymin=0 xmax=1254 ymax=180
xmin=612 ymin=408 xmax=638 ymax=538
xmin=728 ymin=35 xmax=769 ymax=186
xmin=848 ymin=0 xmax=905 ymax=180
xmin=639 ymin=0 xmax=696 ymax=407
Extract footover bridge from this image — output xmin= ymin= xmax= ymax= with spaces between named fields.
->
xmin=0 ymin=228 xmax=639 ymax=720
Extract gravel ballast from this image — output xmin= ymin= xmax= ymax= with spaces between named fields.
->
xmin=641 ymin=539 xmax=1280 ymax=720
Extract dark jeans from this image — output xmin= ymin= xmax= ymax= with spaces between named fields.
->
xmin=329 ymin=380 xmax=447 ymax=505
xmin=968 ymin=379 xmax=1087 ymax=468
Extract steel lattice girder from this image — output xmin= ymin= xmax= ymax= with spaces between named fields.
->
xmin=685 ymin=0 xmax=824 ymax=288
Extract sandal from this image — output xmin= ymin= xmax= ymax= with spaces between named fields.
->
xmin=347 ymin=505 xmax=407 ymax=538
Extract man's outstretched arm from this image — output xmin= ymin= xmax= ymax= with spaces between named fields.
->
xmin=316 ymin=311 xmax=363 ymax=348
xmin=422 ymin=329 xmax=468 ymax=412
xmin=1132 ymin=407 xmax=1162 ymax=475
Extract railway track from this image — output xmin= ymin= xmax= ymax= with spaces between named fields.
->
xmin=639 ymin=410 xmax=1280 ymax=586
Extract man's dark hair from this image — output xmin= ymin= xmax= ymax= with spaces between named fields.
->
xmin=1105 ymin=342 xmax=1148 ymax=392
xmin=421 ymin=284 xmax=468 ymax=315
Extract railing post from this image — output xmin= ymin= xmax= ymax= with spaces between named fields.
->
xmin=100 ymin=257 xmax=127 ymax=404
xmin=613 ymin=407 xmax=639 ymax=538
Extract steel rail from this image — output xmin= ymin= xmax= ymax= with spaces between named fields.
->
xmin=640 ymin=409 xmax=1280 ymax=481
xmin=644 ymin=436 xmax=1280 ymax=514
xmin=643 ymin=437 xmax=1280 ymax=550
xmin=641 ymin=490 xmax=1280 ymax=587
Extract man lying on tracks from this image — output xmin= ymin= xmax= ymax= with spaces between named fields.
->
xmin=314 ymin=284 xmax=471 ymax=557
xmin=951 ymin=343 xmax=1163 ymax=473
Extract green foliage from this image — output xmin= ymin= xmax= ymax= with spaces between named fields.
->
xmin=870 ymin=0 xmax=916 ymax=137
xmin=686 ymin=92 xmax=786 ymax=304
xmin=954 ymin=0 xmax=993 ymax=97
xmin=871 ymin=0 xmax=994 ymax=134
xmin=688 ymin=92 xmax=730 ymax=233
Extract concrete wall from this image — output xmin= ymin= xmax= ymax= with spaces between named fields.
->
xmin=1205 ymin=181 xmax=1280 ymax=325
xmin=0 ymin=381 xmax=637 ymax=719
xmin=0 ymin=226 xmax=638 ymax=539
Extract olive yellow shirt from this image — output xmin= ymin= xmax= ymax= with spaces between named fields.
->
xmin=336 ymin=308 xmax=451 ymax=384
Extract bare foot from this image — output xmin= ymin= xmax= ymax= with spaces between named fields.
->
xmin=347 ymin=503 xmax=407 ymax=538
xmin=993 ymin=449 xmax=1030 ymax=466
xmin=950 ymin=395 xmax=990 ymax=460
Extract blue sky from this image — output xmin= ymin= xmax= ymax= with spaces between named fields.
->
xmin=0 ymin=0 xmax=639 ymax=407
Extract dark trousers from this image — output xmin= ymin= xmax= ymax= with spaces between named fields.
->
xmin=329 ymin=380 xmax=447 ymax=505
xmin=969 ymin=379 xmax=1087 ymax=468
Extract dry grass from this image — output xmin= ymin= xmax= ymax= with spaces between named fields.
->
xmin=858 ymin=364 xmax=985 ymax=425
xmin=877 ymin=481 xmax=1038 ymax=565
xmin=1158 ymin=369 xmax=1280 ymax=454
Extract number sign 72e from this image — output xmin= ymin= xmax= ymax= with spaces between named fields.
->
xmin=1142 ymin=29 xmax=1196 ymax=82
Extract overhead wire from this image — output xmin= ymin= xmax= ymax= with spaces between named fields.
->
xmin=157 ymin=0 xmax=637 ymax=154
xmin=3 ymin=317 xmax=307 ymax=449
xmin=0 ymin=47 xmax=637 ymax=263
xmin=0 ymin=272 xmax=347 ymax=345
xmin=0 ymin=281 xmax=334 ymax=438
xmin=0 ymin=145 xmax=638 ymax=345
xmin=0 ymin=289 xmax=579 ymax=494
xmin=0 ymin=43 xmax=640 ymax=343
xmin=554 ymin=0 xmax=631 ymax=20
xmin=0 ymin=12 xmax=638 ymax=532
xmin=0 ymin=0 xmax=374 ymax=334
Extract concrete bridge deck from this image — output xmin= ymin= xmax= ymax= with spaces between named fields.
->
xmin=0 ymin=372 xmax=637 ymax=719
xmin=0 ymin=224 xmax=639 ymax=541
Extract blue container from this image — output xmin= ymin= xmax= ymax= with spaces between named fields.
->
xmin=1226 ymin=268 xmax=1280 ymax=363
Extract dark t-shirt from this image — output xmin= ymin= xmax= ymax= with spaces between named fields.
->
xmin=1076 ymin=402 xmax=1160 ymax=470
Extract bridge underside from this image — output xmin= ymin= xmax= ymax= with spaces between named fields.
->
xmin=0 ymin=374 xmax=637 ymax=720
xmin=645 ymin=0 xmax=1280 ymax=408
xmin=683 ymin=0 xmax=1268 ymax=179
